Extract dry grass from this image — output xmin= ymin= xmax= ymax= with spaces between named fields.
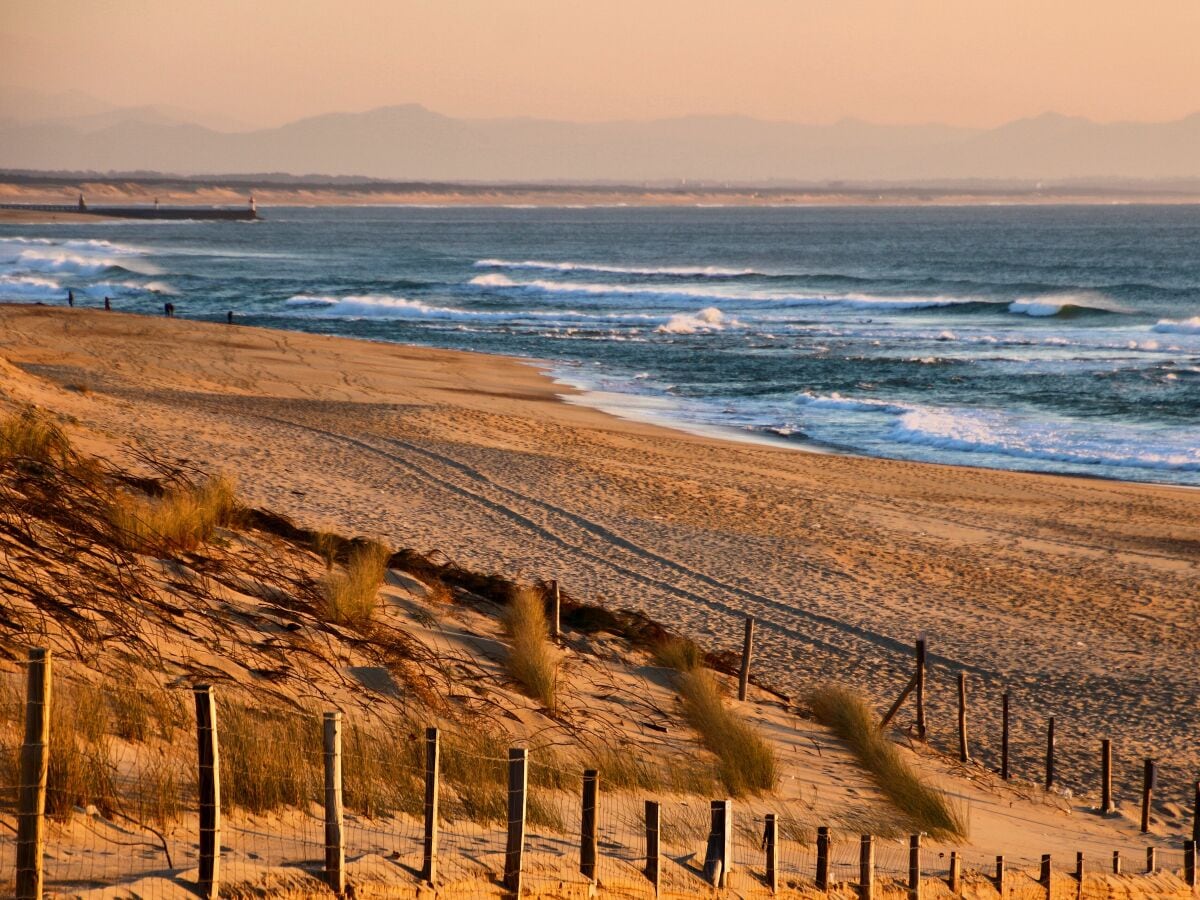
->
xmin=585 ymin=746 xmax=717 ymax=795
xmin=319 ymin=539 xmax=391 ymax=626
xmin=111 ymin=474 xmax=240 ymax=555
xmin=0 ymin=408 xmax=72 ymax=465
xmin=653 ymin=636 xmax=703 ymax=673
xmin=218 ymin=701 xmax=320 ymax=814
xmin=503 ymin=587 xmax=559 ymax=711
xmin=674 ymin=666 xmax=778 ymax=797
xmin=311 ymin=529 xmax=340 ymax=570
xmin=809 ymin=685 xmax=966 ymax=840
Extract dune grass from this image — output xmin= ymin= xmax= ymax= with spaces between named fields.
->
xmin=0 ymin=408 xmax=72 ymax=466
xmin=111 ymin=474 xmax=240 ymax=555
xmin=502 ymin=587 xmax=560 ymax=711
xmin=809 ymin=685 xmax=966 ymax=840
xmin=652 ymin=637 xmax=777 ymax=797
xmin=319 ymin=539 xmax=391 ymax=627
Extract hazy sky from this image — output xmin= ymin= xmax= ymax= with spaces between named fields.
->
xmin=3 ymin=0 xmax=1199 ymax=128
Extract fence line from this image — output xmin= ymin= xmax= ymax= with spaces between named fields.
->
xmin=3 ymin=646 xmax=1199 ymax=898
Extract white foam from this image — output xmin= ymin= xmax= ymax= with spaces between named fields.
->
xmin=1152 ymin=316 xmax=1200 ymax=334
xmin=1007 ymin=292 xmax=1125 ymax=317
xmin=656 ymin=307 xmax=739 ymax=334
xmin=474 ymin=258 xmax=758 ymax=277
xmin=890 ymin=407 xmax=1200 ymax=472
xmin=0 ymin=274 xmax=63 ymax=300
xmin=470 ymin=273 xmax=985 ymax=311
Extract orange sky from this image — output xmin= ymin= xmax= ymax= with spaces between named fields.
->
xmin=3 ymin=0 xmax=1198 ymax=128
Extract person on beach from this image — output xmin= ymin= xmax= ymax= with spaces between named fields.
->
xmin=103 ymin=297 xmax=111 ymax=311
xmin=67 ymin=290 xmax=74 ymax=307
xmin=227 ymin=310 xmax=234 ymax=324
xmin=164 ymin=302 xmax=175 ymax=318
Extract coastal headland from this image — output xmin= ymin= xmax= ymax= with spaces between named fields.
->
xmin=2 ymin=304 xmax=1196 ymax=804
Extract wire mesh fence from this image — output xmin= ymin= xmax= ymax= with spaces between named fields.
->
xmin=2 ymin=653 xmax=1199 ymax=898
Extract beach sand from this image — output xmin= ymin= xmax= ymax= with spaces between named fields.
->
xmin=2 ymin=305 xmax=1197 ymax=807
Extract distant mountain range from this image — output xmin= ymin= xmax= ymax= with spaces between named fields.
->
xmin=3 ymin=86 xmax=1199 ymax=182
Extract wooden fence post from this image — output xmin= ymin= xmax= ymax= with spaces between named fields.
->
xmin=1045 ymin=717 xmax=1055 ymax=790
xmin=1141 ymin=759 xmax=1155 ymax=834
xmin=323 ymin=712 xmax=345 ymax=895
xmin=644 ymin=800 xmax=661 ymax=895
xmin=194 ymin=684 xmax=220 ymax=900
xmin=816 ymin=826 xmax=831 ymax=891
xmin=764 ymin=813 xmax=778 ymax=893
xmin=704 ymin=799 xmax=732 ymax=887
xmin=1001 ymin=693 xmax=1011 ymax=780
xmin=995 ymin=855 xmax=1006 ymax=897
xmin=1101 ymin=739 xmax=1114 ymax=814
xmin=504 ymin=747 xmax=528 ymax=894
xmin=915 ymin=635 xmax=927 ymax=740
xmin=1075 ymin=852 xmax=1085 ymax=891
xmin=16 ymin=648 xmax=51 ymax=900
xmin=1185 ymin=840 xmax=1196 ymax=889
xmin=1040 ymin=854 xmax=1051 ymax=893
xmin=1112 ymin=850 xmax=1121 ymax=875
xmin=957 ymin=673 xmax=969 ymax=763
xmin=738 ymin=616 xmax=755 ymax=701
xmin=580 ymin=769 xmax=598 ymax=881
xmin=549 ymin=579 xmax=561 ymax=640
xmin=908 ymin=833 xmax=921 ymax=900
xmin=1146 ymin=846 xmax=1156 ymax=874
xmin=949 ymin=851 xmax=961 ymax=894
xmin=1193 ymin=781 xmax=1200 ymax=844
xmin=860 ymin=834 xmax=876 ymax=900
xmin=421 ymin=727 xmax=440 ymax=885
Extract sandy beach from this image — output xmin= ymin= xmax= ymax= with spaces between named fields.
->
xmin=2 ymin=304 xmax=1197 ymax=806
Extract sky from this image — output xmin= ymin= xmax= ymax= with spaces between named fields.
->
xmin=2 ymin=0 xmax=1199 ymax=128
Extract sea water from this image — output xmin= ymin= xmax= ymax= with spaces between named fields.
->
xmin=2 ymin=205 xmax=1198 ymax=485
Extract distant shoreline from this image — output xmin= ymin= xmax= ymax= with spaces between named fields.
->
xmin=4 ymin=176 xmax=1200 ymax=214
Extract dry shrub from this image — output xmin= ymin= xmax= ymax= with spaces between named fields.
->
xmin=111 ymin=474 xmax=240 ymax=555
xmin=0 ymin=408 xmax=72 ymax=465
xmin=503 ymin=587 xmax=559 ymax=710
xmin=675 ymin=667 xmax=778 ymax=797
xmin=810 ymin=685 xmax=966 ymax=840
xmin=320 ymin=539 xmax=390 ymax=626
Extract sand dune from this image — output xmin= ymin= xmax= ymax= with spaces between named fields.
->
xmin=1 ymin=305 xmax=1197 ymax=813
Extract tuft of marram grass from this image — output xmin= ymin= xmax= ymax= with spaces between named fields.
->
xmin=503 ymin=587 xmax=560 ymax=711
xmin=653 ymin=636 xmax=703 ymax=673
xmin=111 ymin=474 xmax=240 ymax=555
xmin=674 ymin=666 xmax=778 ymax=797
xmin=320 ymin=539 xmax=391 ymax=627
xmin=0 ymin=408 xmax=72 ymax=465
xmin=809 ymin=685 xmax=966 ymax=840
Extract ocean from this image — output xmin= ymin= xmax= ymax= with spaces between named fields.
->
xmin=2 ymin=204 xmax=1198 ymax=485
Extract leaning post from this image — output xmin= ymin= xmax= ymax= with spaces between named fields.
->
xmin=915 ymin=635 xmax=927 ymax=740
xmin=957 ymin=672 xmax=969 ymax=762
xmin=1045 ymin=716 xmax=1056 ymax=790
xmin=738 ymin=616 xmax=755 ymax=702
